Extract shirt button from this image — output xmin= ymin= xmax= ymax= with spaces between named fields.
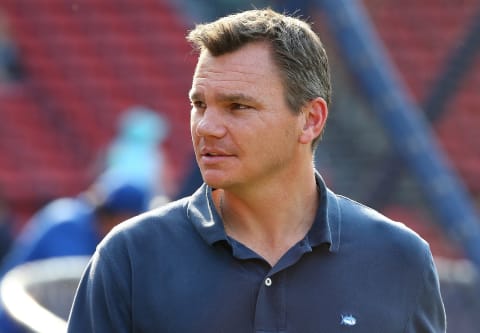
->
xmin=265 ymin=277 xmax=272 ymax=286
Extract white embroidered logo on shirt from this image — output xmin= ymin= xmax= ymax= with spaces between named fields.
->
xmin=340 ymin=314 xmax=357 ymax=326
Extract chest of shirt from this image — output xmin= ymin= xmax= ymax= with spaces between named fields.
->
xmin=130 ymin=245 xmax=410 ymax=333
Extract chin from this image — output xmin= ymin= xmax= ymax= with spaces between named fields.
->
xmin=203 ymin=178 xmax=229 ymax=190
xmin=200 ymin=170 xmax=227 ymax=188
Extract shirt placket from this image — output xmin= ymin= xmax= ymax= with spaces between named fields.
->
xmin=253 ymin=239 xmax=312 ymax=333
xmin=254 ymin=270 xmax=287 ymax=333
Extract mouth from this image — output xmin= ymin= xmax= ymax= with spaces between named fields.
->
xmin=204 ymin=152 xmax=223 ymax=157
xmin=201 ymin=152 xmax=228 ymax=160
xmin=198 ymin=148 xmax=233 ymax=164
xmin=199 ymin=146 xmax=228 ymax=157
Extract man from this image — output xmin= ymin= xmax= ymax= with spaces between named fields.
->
xmin=0 ymin=173 xmax=149 ymax=278
xmin=0 ymin=173 xmax=149 ymax=332
xmin=67 ymin=9 xmax=446 ymax=332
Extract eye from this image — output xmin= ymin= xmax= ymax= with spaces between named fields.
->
xmin=230 ymin=103 xmax=251 ymax=110
xmin=191 ymin=100 xmax=206 ymax=109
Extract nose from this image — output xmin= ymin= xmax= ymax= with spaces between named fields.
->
xmin=193 ymin=108 xmax=226 ymax=138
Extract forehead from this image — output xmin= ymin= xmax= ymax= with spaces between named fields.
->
xmin=191 ymin=42 xmax=283 ymax=98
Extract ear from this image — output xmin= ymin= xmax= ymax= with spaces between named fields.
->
xmin=298 ymin=97 xmax=328 ymax=145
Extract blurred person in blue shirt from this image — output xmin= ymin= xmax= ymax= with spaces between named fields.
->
xmin=0 ymin=172 xmax=150 ymax=333
xmin=104 ymin=105 xmax=172 ymax=200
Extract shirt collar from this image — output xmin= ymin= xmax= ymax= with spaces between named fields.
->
xmin=310 ymin=170 xmax=341 ymax=252
xmin=186 ymin=170 xmax=341 ymax=253
xmin=187 ymin=184 xmax=227 ymax=245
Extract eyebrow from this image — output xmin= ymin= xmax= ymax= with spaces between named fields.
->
xmin=189 ymin=90 xmax=258 ymax=105
xmin=188 ymin=89 xmax=201 ymax=101
xmin=217 ymin=92 xmax=257 ymax=105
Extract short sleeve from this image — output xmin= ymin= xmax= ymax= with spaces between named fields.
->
xmin=404 ymin=245 xmax=446 ymax=333
xmin=67 ymin=246 xmax=132 ymax=333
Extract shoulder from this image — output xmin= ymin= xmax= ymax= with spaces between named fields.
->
xmin=328 ymin=192 xmax=445 ymax=332
xmin=16 ymin=198 xmax=92 ymax=241
xmin=333 ymin=194 xmax=439 ymax=305
xmin=90 ymin=197 xmax=200 ymax=279
xmin=98 ymin=197 xmax=191 ymax=250
xmin=336 ymin=194 xmax=425 ymax=240
xmin=335 ymin=194 xmax=430 ymax=264
xmin=35 ymin=197 xmax=92 ymax=225
xmin=122 ymin=197 xmax=189 ymax=231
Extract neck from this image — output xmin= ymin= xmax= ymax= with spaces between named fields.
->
xmin=213 ymin=166 xmax=319 ymax=266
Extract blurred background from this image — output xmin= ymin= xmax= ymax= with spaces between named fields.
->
xmin=0 ymin=0 xmax=479 ymax=332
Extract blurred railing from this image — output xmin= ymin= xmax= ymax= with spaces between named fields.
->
xmin=0 ymin=256 xmax=90 ymax=333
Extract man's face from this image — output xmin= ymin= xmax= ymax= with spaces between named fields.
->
xmin=189 ymin=42 xmax=304 ymax=192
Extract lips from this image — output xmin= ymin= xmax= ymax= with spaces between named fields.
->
xmin=200 ymin=147 xmax=229 ymax=157
xmin=204 ymin=152 xmax=222 ymax=157
xmin=198 ymin=147 xmax=233 ymax=164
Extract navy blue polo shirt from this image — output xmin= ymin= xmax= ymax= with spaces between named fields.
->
xmin=67 ymin=172 xmax=445 ymax=333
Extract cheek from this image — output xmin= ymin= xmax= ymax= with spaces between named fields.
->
xmin=263 ymin=120 xmax=300 ymax=154
xmin=190 ymin=113 xmax=199 ymax=136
